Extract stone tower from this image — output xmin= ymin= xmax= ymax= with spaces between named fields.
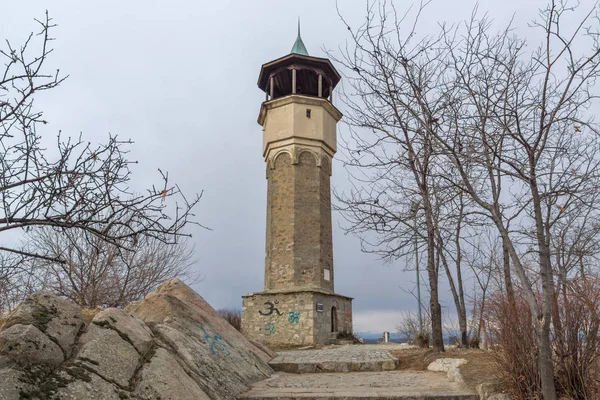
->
xmin=242 ymin=25 xmax=353 ymax=346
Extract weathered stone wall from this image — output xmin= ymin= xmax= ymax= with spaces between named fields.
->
xmin=241 ymin=291 xmax=352 ymax=346
xmin=264 ymin=148 xmax=335 ymax=293
xmin=313 ymin=293 xmax=352 ymax=345
xmin=265 ymin=152 xmax=295 ymax=290
xmin=242 ymin=291 xmax=314 ymax=346
xmin=319 ymin=156 xmax=334 ymax=292
xmin=294 ymin=151 xmax=322 ymax=289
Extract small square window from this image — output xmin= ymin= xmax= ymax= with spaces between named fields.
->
xmin=306 ymin=109 xmax=311 ymax=118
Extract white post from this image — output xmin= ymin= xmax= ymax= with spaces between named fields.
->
xmin=292 ymin=69 xmax=297 ymax=94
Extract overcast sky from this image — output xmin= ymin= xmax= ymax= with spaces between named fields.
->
xmin=1 ymin=0 xmax=586 ymax=333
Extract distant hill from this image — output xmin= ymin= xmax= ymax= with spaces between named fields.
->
xmin=354 ymin=331 xmax=407 ymax=344
xmin=354 ymin=331 xmax=456 ymax=345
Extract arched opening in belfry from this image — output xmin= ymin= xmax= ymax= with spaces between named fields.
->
xmin=331 ymin=306 xmax=338 ymax=332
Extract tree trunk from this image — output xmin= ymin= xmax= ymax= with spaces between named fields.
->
xmin=479 ymin=319 xmax=489 ymax=351
xmin=502 ymin=237 xmax=514 ymax=305
xmin=537 ymin=324 xmax=556 ymax=400
xmin=437 ymin=235 xmax=468 ymax=348
xmin=530 ymin=176 xmax=558 ymax=400
xmin=455 ymin=194 xmax=468 ymax=348
xmin=424 ymin=196 xmax=444 ymax=352
xmin=459 ymin=312 xmax=468 ymax=348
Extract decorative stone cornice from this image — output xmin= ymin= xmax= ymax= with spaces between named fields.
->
xmin=258 ymin=94 xmax=342 ymax=126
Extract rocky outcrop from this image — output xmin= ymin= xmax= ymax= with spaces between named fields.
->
xmin=427 ymin=358 xmax=468 ymax=384
xmin=0 ymin=279 xmax=273 ymax=400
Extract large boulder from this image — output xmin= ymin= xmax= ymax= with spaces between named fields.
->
xmin=133 ymin=347 xmax=211 ymax=400
xmin=91 ymin=308 xmax=153 ymax=354
xmin=427 ymin=358 xmax=468 ymax=373
xmin=1 ymin=291 xmax=83 ymax=358
xmin=0 ymin=324 xmax=64 ymax=366
xmin=129 ymin=279 xmax=273 ymax=400
xmin=77 ymin=323 xmax=140 ymax=387
xmin=0 ymin=280 xmax=273 ymax=400
xmin=0 ymin=369 xmax=24 ymax=399
xmin=56 ymin=372 xmax=122 ymax=400
xmin=428 ymin=358 xmax=468 ymax=384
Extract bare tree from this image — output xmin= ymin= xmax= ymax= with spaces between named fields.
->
xmin=396 ymin=309 xmax=432 ymax=346
xmin=0 ymin=14 xmax=202 ymax=272
xmin=21 ymin=226 xmax=198 ymax=308
xmin=433 ymin=4 xmax=600 ymax=397
xmin=432 ymin=185 xmax=472 ymax=347
xmin=336 ymin=1 xmax=600 ymax=397
xmin=334 ymin=1 xmax=450 ymax=352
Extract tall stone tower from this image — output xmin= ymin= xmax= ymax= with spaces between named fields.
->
xmin=242 ymin=26 xmax=353 ymax=346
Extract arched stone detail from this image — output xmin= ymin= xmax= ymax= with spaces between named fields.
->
xmin=295 ymin=148 xmax=320 ymax=166
xmin=320 ymin=156 xmax=331 ymax=175
xmin=269 ymin=149 xmax=293 ymax=170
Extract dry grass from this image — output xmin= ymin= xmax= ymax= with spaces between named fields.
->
xmin=389 ymin=347 xmax=502 ymax=391
xmin=0 ymin=312 xmax=8 ymax=329
xmin=80 ymin=307 xmax=103 ymax=324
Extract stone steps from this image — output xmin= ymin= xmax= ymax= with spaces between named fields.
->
xmin=237 ymin=371 xmax=479 ymax=400
xmin=269 ymin=358 xmax=399 ymax=373
xmin=239 ymin=346 xmax=479 ymax=400
xmin=240 ymin=393 xmax=479 ymax=400
xmin=268 ymin=346 xmax=400 ymax=373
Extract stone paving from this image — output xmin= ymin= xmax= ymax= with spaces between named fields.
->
xmin=239 ymin=344 xmax=479 ymax=400
xmin=238 ymin=371 xmax=478 ymax=400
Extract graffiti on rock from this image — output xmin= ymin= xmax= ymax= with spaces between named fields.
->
xmin=259 ymin=300 xmax=283 ymax=316
xmin=265 ymin=321 xmax=276 ymax=336
xmin=288 ymin=311 xmax=300 ymax=324
xmin=195 ymin=324 xmax=230 ymax=356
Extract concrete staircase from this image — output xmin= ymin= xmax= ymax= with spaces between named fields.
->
xmin=237 ymin=345 xmax=479 ymax=400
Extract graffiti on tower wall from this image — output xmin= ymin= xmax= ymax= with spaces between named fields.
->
xmin=288 ymin=311 xmax=300 ymax=324
xmin=264 ymin=321 xmax=277 ymax=336
xmin=258 ymin=300 xmax=283 ymax=316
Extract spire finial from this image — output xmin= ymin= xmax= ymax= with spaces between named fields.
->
xmin=291 ymin=18 xmax=309 ymax=56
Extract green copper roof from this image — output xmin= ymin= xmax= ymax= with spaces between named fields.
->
xmin=290 ymin=19 xmax=309 ymax=56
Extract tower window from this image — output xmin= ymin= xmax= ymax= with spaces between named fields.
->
xmin=306 ymin=109 xmax=311 ymax=118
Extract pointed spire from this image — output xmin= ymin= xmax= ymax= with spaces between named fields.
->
xmin=290 ymin=17 xmax=309 ymax=56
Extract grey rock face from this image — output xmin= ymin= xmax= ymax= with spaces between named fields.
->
xmin=56 ymin=372 xmax=121 ymax=400
xmin=427 ymin=358 xmax=468 ymax=372
xmin=0 ymin=324 xmax=64 ymax=366
xmin=131 ymin=279 xmax=273 ymax=400
xmin=1 ymin=291 xmax=83 ymax=357
xmin=77 ymin=322 xmax=142 ymax=387
xmin=134 ymin=347 xmax=211 ymax=400
xmin=0 ymin=369 xmax=24 ymax=400
xmin=0 ymin=280 xmax=274 ymax=400
xmin=91 ymin=308 xmax=153 ymax=354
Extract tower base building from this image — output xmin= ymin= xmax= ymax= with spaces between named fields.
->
xmin=242 ymin=291 xmax=352 ymax=346
xmin=242 ymin=26 xmax=352 ymax=346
